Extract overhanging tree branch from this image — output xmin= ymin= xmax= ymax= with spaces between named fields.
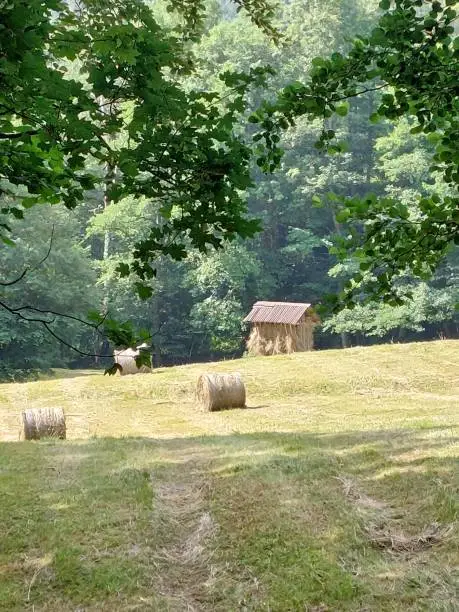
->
xmin=0 ymin=130 xmax=40 ymax=140
xmin=0 ymin=226 xmax=55 ymax=287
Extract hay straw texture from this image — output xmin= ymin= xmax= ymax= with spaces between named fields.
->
xmin=246 ymin=321 xmax=315 ymax=356
xmin=114 ymin=347 xmax=151 ymax=375
xmin=366 ymin=522 xmax=454 ymax=553
xmin=196 ymin=373 xmax=246 ymax=411
xmin=22 ymin=408 xmax=66 ymax=440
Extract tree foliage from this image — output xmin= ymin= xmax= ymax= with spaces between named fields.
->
xmin=1 ymin=0 xmax=458 ymax=374
xmin=0 ymin=205 xmax=99 ymax=377
xmin=0 ymin=0 xmax=277 ymax=353
xmin=252 ymin=0 xmax=459 ymax=308
xmin=1 ymin=0 xmax=276 ymax=260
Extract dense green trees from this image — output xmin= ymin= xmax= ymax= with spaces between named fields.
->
xmin=0 ymin=206 xmax=99 ymax=378
xmin=1 ymin=0 xmax=275 ymax=359
xmin=1 ymin=0 xmax=283 ymax=264
xmin=1 ymin=0 xmax=458 ymax=375
xmin=325 ymin=116 xmax=459 ymax=339
xmin=253 ymin=0 xmax=459 ymax=307
xmin=1 ymin=0 xmax=275 ymax=238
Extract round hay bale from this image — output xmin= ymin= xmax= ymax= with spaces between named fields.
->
xmin=114 ymin=348 xmax=152 ymax=375
xmin=22 ymin=408 xmax=66 ymax=441
xmin=196 ymin=373 xmax=246 ymax=412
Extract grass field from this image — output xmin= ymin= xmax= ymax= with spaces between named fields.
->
xmin=0 ymin=340 xmax=458 ymax=611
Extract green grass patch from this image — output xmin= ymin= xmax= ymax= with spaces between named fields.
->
xmin=0 ymin=341 xmax=458 ymax=610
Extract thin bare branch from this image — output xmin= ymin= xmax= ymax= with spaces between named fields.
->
xmin=0 ymin=268 xmax=28 ymax=287
xmin=9 ymin=305 xmax=104 ymax=331
xmin=42 ymin=322 xmax=114 ymax=357
xmin=0 ymin=225 xmax=55 ymax=287
xmin=0 ymin=130 xmax=39 ymax=140
xmin=0 ymin=299 xmax=114 ymax=356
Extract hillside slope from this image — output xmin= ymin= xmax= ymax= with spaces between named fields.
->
xmin=1 ymin=339 xmax=458 ymax=441
xmin=0 ymin=340 xmax=458 ymax=610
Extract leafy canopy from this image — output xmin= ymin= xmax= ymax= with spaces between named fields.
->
xmin=0 ymin=0 xmax=277 ymax=270
xmin=251 ymin=0 xmax=459 ymax=309
xmin=0 ymin=0 xmax=277 ymax=351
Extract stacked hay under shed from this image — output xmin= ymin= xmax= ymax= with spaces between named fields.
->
xmin=22 ymin=408 xmax=66 ymax=440
xmin=246 ymin=321 xmax=314 ymax=356
xmin=243 ymin=301 xmax=319 ymax=356
xmin=196 ymin=373 xmax=246 ymax=411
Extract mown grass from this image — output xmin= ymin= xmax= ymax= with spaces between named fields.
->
xmin=0 ymin=340 xmax=458 ymax=610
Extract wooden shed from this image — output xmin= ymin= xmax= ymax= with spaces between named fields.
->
xmin=243 ymin=301 xmax=319 ymax=356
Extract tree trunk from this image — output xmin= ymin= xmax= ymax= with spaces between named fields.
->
xmin=331 ymin=212 xmax=350 ymax=349
xmin=101 ymin=162 xmax=114 ymax=315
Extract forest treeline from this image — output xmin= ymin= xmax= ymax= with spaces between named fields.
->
xmin=1 ymin=0 xmax=458 ymax=377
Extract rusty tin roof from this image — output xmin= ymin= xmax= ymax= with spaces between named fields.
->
xmin=243 ymin=301 xmax=315 ymax=325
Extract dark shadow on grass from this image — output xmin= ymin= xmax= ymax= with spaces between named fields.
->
xmin=1 ymin=425 xmax=458 ymax=610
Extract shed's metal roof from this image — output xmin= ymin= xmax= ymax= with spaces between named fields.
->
xmin=243 ymin=301 xmax=314 ymax=325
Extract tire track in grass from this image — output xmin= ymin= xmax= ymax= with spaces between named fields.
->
xmin=150 ymin=460 xmax=220 ymax=611
xmin=150 ymin=451 xmax=267 ymax=612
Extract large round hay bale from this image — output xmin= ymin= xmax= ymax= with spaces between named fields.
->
xmin=22 ymin=408 xmax=66 ymax=440
xmin=114 ymin=348 xmax=152 ymax=375
xmin=196 ymin=373 xmax=246 ymax=411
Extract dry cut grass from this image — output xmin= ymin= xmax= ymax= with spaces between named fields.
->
xmin=0 ymin=339 xmax=458 ymax=610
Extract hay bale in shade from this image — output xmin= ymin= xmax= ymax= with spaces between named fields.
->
xmin=114 ymin=346 xmax=152 ymax=375
xmin=22 ymin=408 xmax=66 ymax=440
xmin=196 ymin=373 xmax=246 ymax=412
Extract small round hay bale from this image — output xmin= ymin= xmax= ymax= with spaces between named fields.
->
xmin=22 ymin=408 xmax=66 ymax=441
xmin=196 ymin=373 xmax=246 ymax=411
